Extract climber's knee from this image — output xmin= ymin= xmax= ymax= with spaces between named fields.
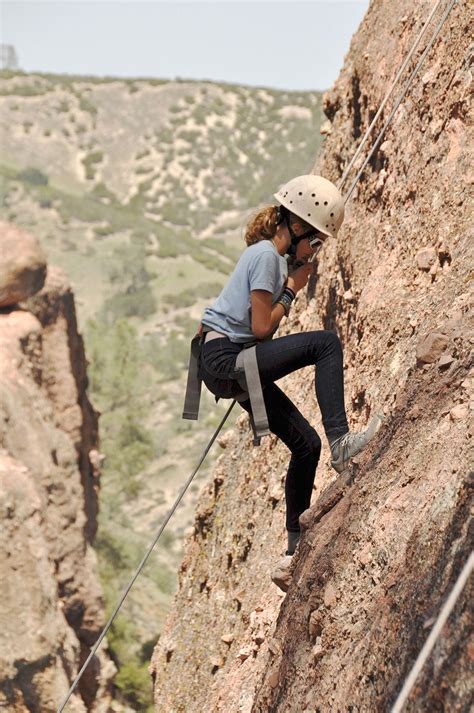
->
xmin=293 ymin=426 xmax=321 ymax=463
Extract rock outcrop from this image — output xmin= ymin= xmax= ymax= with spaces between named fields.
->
xmin=0 ymin=221 xmax=47 ymax=307
xmin=151 ymin=1 xmax=472 ymax=711
xmin=0 ymin=224 xmax=114 ymax=711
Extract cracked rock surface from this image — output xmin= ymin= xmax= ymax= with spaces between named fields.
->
xmin=152 ymin=1 xmax=472 ymax=711
xmin=0 ymin=248 xmax=115 ymax=711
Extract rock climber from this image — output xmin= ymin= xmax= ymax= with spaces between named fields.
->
xmin=196 ymin=175 xmax=382 ymax=557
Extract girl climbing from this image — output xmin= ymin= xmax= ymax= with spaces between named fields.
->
xmin=196 ymin=175 xmax=382 ymax=557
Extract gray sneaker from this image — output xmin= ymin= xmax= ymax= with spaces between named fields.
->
xmin=330 ymin=414 xmax=383 ymax=474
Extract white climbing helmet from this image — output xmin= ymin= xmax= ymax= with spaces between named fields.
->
xmin=274 ymin=174 xmax=345 ymax=239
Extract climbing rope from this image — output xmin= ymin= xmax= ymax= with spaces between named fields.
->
xmin=56 ymin=400 xmax=236 ymax=713
xmin=390 ymin=550 xmax=473 ymax=713
xmin=57 ymin=1 xmax=458 ymax=708
xmin=343 ymin=0 xmax=458 ymax=202
xmin=338 ymin=0 xmax=446 ymax=191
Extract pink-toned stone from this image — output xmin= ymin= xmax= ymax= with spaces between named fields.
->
xmin=450 ymin=404 xmax=469 ymax=421
xmin=416 ymin=332 xmax=449 ymax=364
xmin=416 ymin=247 xmax=437 ymax=271
xmin=323 ymin=581 xmax=338 ymax=608
xmin=0 ymin=221 xmax=47 ymax=307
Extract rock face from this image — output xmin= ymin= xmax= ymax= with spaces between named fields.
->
xmin=151 ymin=1 xmax=472 ymax=711
xmin=0 ymin=254 xmax=114 ymax=710
xmin=0 ymin=221 xmax=47 ymax=307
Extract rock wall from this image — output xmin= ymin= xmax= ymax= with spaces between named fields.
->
xmin=0 ymin=224 xmax=114 ymax=711
xmin=151 ymin=1 xmax=472 ymax=711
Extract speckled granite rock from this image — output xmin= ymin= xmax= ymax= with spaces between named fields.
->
xmin=151 ymin=1 xmax=472 ymax=711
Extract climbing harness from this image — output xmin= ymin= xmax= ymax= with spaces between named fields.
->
xmin=57 ymin=1 xmax=459 ymax=708
xmin=183 ymin=328 xmax=270 ymax=444
xmin=390 ymin=550 xmax=473 ymax=713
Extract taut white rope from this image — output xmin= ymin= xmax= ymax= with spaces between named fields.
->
xmin=344 ymin=0 xmax=458 ymax=202
xmin=390 ymin=550 xmax=473 ymax=713
xmin=338 ymin=0 xmax=445 ymax=191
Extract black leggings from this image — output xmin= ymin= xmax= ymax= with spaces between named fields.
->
xmin=199 ymin=331 xmax=349 ymax=532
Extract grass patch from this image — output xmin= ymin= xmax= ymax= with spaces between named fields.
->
xmin=16 ymin=166 xmax=49 ymax=186
xmin=162 ymin=282 xmax=221 ymax=309
xmin=82 ymin=150 xmax=103 ymax=180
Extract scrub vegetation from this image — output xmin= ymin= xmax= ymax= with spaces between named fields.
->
xmin=0 ymin=68 xmax=324 ymax=708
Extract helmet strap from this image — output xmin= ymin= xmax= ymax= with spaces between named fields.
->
xmin=284 ymin=211 xmax=317 ymax=253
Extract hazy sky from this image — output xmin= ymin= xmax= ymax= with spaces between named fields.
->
xmin=1 ymin=1 xmax=369 ymax=91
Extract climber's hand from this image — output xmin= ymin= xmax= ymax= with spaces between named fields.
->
xmin=287 ymin=263 xmax=313 ymax=293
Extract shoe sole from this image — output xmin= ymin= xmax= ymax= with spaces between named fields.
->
xmin=330 ymin=414 xmax=383 ymax=474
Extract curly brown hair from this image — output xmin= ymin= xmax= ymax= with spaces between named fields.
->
xmin=243 ymin=205 xmax=280 ymax=246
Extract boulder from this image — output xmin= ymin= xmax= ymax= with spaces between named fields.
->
xmin=0 ymin=221 xmax=47 ymax=308
xmin=416 ymin=331 xmax=449 ymax=364
xmin=416 ymin=247 xmax=437 ymax=271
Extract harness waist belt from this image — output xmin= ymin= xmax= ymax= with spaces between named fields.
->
xmin=205 ymin=330 xmax=227 ymax=342
xmin=182 ymin=329 xmax=270 ymax=446
xmin=234 ymin=346 xmax=270 ymax=444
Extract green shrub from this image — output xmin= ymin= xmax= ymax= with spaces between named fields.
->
xmin=153 ymin=561 xmax=176 ymax=595
xmin=114 ymin=660 xmax=153 ymax=710
xmin=163 ymin=282 xmax=221 ymax=309
xmin=89 ymin=181 xmax=118 ymax=203
xmin=99 ymin=285 xmax=157 ymax=323
xmin=82 ymin=150 xmax=103 ymax=180
xmin=177 ymin=128 xmax=200 ymax=143
xmin=93 ymin=223 xmax=114 ymax=237
xmin=135 ymin=165 xmax=153 ymax=175
xmin=0 ymin=83 xmax=48 ymax=97
xmin=155 ymin=127 xmax=173 ymax=144
xmin=142 ymin=330 xmax=189 ymax=381
xmin=135 ymin=148 xmax=151 ymax=160
xmin=85 ymin=318 xmax=156 ymax=490
xmin=98 ymin=603 xmax=154 ymax=711
xmin=78 ymin=95 xmax=98 ymax=115
xmin=17 ymin=166 xmax=49 ymax=186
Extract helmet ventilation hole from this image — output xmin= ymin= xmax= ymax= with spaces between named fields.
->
xmin=315 ymin=201 xmax=319 ymax=206
xmin=311 ymin=193 xmax=316 ymax=197
xmin=324 ymin=201 xmax=328 ymax=205
xmin=307 ymin=213 xmax=311 ymax=217
xmin=330 ymin=212 xmax=334 ymax=217
xmin=298 ymin=191 xmax=303 ymax=196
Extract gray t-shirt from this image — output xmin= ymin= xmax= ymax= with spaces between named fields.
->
xmin=202 ymin=240 xmax=288 ymax=343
